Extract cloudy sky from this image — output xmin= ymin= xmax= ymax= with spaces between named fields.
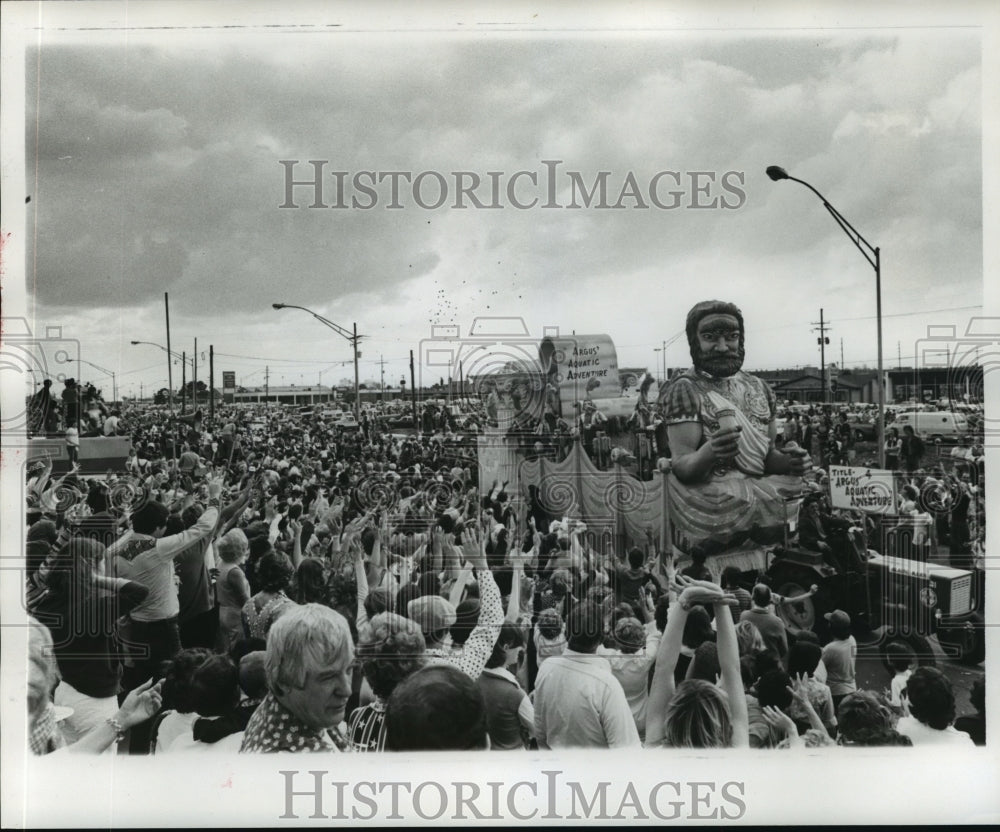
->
xmin=17 ymin=20 xmax=985 ymax=399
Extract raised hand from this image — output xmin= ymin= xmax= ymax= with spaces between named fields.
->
xmin=674 ymin=580 xmax=738 ymax=609
xmin=206 ymin=472 xmax=224 ymax=500
xmin=117 ymin=678 xmax=164 ymax=729
xmin=761 ymin=705 xmax=797 ymax=738
xmin=461 ymin=526 xmax=485 ymax=567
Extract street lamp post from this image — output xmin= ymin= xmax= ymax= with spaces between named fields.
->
xmin=272 ymin=304 xmax=363 ymax=420
xmin=79 ymin=359 xmax=117 ymax=405
xmin=653 ymin=342 xmax=669 ymax=384
xmin=130 ymin=340 xmax=194 ymax=409
xmin=767 ymin=165 xmax=885 ymax=468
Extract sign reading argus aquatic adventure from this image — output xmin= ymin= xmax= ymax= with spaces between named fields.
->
xmin=539 ymin=334 xmax=621 ymax=404
xmin=828 ymin=465 xmax=897 ymax=513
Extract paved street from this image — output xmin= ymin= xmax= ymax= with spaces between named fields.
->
xmin=855 ymin=633 xmax=984 ymax=720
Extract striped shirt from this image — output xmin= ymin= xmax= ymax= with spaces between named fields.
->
xmin=347 ymin=699 xmax=387 ymax=752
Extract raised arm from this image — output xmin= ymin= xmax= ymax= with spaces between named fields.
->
xmin=289 ymin=518 xmax=304 ymax=570
xmin=713 ymin=594 xmax=749 ymax=748
xmin=63 ymin=679 xmax=163 ymax=755
xmin=354 ymin=542 xmax=371 ymax=636
xmin=452 ymin=527 xmax=502 ymax=680
xmin=645 ymin=597 xmax=689 ymax=747
xmin=505 ymin=553 xmax=526 ymax=624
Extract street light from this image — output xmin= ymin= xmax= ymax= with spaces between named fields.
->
xmin=79 ymin=359 xmax=117 ymax=405
xmin=766 ymin=165 xmax=885 ymax=468
xmin=653 ymin=342 xmax=667 ymax=384
xmin=131 ymin=340 xmax=193 ymax=412
xmin=272 ymin=303 xmax=363 ymax=419
xmin=130 ymin=340 xmax=193 ymax=368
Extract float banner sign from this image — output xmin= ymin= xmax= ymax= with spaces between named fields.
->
xmin=828 ymin=465 xmax=897 ymax=513
xmin=542 ymin=334 xmax=620 ymax=404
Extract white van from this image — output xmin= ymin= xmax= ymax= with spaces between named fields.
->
xmin=894 ymin=410 xmax=969 ymax=441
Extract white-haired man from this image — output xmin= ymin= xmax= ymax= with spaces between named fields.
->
xmin=240 ymin=604 xmax=354 ymax=752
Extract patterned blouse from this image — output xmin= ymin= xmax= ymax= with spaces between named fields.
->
xmin=239 ymin=693 xmax=350 ymax=753
xmin=242 ymin=592 xmax=294 ymax=641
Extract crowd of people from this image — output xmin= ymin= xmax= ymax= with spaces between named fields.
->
xmin=21 ymin=396 xmax=984 ymax=756
xmin=20 ymin=296 xmax=986 ymax=757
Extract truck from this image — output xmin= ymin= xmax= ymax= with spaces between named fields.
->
xmin=766 ymin=514 xmax=984 ymax=665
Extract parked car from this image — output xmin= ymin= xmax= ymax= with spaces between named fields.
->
xmin=893 ymin=410 xmax=969 ymax=442
xmin=845 ymin=414 xmax=877 ymax=441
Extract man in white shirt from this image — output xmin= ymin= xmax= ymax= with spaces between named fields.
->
xmin=110 ymin=480 xmax=223 ymax=694
xmin=534 ymin=601 xmax=641 ymax=749
xmin=102 ymin=410 xmax=122 ymax=436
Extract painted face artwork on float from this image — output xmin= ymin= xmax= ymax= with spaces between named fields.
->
xmin=694 ymin=313 xmax=745 ymax=379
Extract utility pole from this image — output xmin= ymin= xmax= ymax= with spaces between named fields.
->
xmin=840 ymin=337 xmax=844 ymax=369
xmin=379 ymin=354 xmax=386 ymax=404
xmin=193 ymin=337 xmax=198 ymax=412
xmin=811 ymin=309 xmax=831 ymax=404
xmin=181 ymin=351 xmax=187 ymax=414
xmin=164 ymin=292 xmax=173 ymax=412
xmin=209 ymin=344 xmax=215 ymax=421
xmin=352 ymin=323 xmax=360 ymax=420
xmin=265 ymin=365 xmax=270 ymax=407
xmin=409 ymin=349 xmax=417 ymax=427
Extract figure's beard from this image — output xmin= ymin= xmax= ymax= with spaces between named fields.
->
xmin=694 ymin=347 xmax=745 ymax=378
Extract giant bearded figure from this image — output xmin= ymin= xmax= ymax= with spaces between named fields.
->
xmin=658 ymin=301 xmax=810 ymax=556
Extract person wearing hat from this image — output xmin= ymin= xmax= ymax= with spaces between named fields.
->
xmin=821 ymin=609 xmax=857 ymax=715
xmin=406 ymin=528 xmax=503 ymax=681
xmin=657 ymin=300 xmax=811 ymax=557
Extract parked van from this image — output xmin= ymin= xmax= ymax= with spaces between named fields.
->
xmin=894 ymin=410 xmax=968 ymax=441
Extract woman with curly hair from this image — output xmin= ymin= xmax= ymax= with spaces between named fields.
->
xmin=153 ymin=648 xmax=243 ymax=753
xmin=896 ymin=667 xmax=975 ymax=746
xmin=836 ymin=690 xmax=912 ymax=747
xmin=348 ymin=612 xmax=426 ymax=752
xmin=242 ymin=551 xmax=295 ymax=641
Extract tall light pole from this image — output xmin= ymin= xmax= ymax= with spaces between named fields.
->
xmin=79 ymin=359 xmax=117 ymax=405
xmin=272 ymin=304 xmax=363 ymax=420
xmin=767 ymin=165 xmax=885 ymax=468
xmin=131 ymin=340 xmax=194 ymax=406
